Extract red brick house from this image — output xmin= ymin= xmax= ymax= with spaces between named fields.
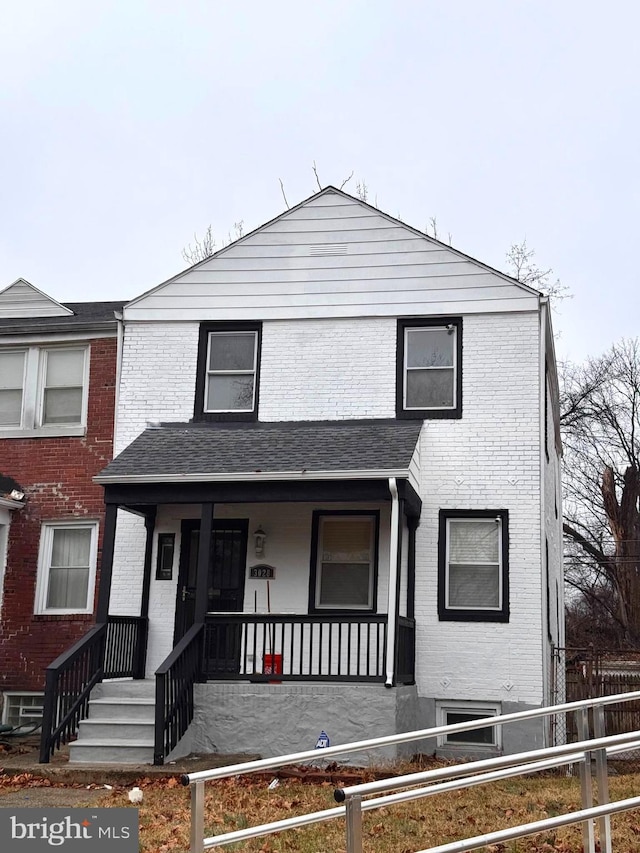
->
xmin=0 ymin=279 xmax=124 ymax=728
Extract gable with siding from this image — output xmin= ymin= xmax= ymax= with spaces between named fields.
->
xmin=124 ymin=188 xmax=540 ymax=321
xmin=0 ymin=279 xmax=73 ymax=319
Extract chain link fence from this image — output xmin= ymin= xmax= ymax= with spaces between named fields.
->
xmin=551 ymin=646 xmax=640 ymax=771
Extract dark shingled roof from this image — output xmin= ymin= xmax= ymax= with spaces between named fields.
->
xmin=97 ymin=420 xmax=422 ymax=480
xmin=0 ymin=301 xmax=126 ymax=334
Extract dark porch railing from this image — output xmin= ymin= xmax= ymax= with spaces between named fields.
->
xmin=39 ymin=615 xmax=148 ymax=763
xmin=154 ymin=622 xmax=204 ymax=765
xmin=203 ymin=613 xmax=414 ymax=683
xmin=395 ymin=616 xmax=416 ymax=685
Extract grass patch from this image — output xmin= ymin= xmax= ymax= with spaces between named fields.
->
xmin=4 ymin=768 xmax=640 ymax=851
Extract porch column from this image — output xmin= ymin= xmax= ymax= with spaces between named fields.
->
xmin=407 ymin=517 xmax=418 ymax=621
xmin=96 ymin=503 xmax=118 ymax=622
xmin=385 ymin=479 xmax=403 ymax=687
xmin=194 ymin=502 xmax=214 ymax=623
xmin=140 ymin=509 xmax=157 ymax=620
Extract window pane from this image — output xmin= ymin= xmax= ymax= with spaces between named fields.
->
xmin=0 ymin=351 xmax=25 ymax=388
xmin=406 ymin=328 xmax=453 ymax=368
xmin=319 ymin=563 xmax=371 ymax=606
xmin=206 ymin=375 xmax=254 ymax=410
xmin=208 ymin=333 xmax=256 ymax=371
xmin=321 ymin=520 xmax=371 ymax=562
xmin=45 ymin=349 xmax=84 ymax=386
xmin=449 ymin=564 xmax=500 ymax=608
xmin=449 ymin=521 xmax=499 ymax=563
xmin=51 ymin=528 xmax=92 ymax=568
xmin=0 ymin=390 xmax=23 ymax=426
xmin=43 ymin=387 xmax=83 ymax=424
xmin=446 ymin=712 xmax=495 ymax=745
xmin=47 ymin=567 xmax=90 ymax=609
xmin=406 ymin=368 xmax=454 ymax=408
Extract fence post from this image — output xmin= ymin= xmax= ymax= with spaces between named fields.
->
xmin=345 ymin=794 xmax=363 ymax=853
xmin=576 ymin=707 xmax=596 ymax=853
xmin=190 ymin=781 xmax=205 ymax=853
xmin=593 ymin=703 xmax=612 ymax=853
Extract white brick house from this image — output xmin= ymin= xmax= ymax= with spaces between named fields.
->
xmin=39 ymin=187 xmax=563 ymax=765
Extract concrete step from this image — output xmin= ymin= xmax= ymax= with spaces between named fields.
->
xmin=69 ymin=740 xmax=154 ymax=764
xmin=77 ymin=719 xmax=154 ymax=742
xmin=94 ymin=680 xmax=155 ymax=700
xmin=89 ymin=698 xmax=155 ymax=721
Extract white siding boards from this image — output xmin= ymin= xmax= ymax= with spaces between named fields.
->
xmin=0 ymin=279 xmax=73 ymax=319
xmin=123 ymin=187 xmax=539 ymax=322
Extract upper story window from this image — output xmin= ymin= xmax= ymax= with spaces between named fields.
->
xmin=194 ymin=323 xmax=261 ymax=421
xmin=438 ymin=509 xmax=509 ymax=623
xmin=396 ymin=318 xmax=462 ymax=419
xmin=0 ymin=346 xmax=89 ymax=437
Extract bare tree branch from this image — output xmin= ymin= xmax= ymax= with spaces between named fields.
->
xmin=339 ymin=171 xmax=354 ymax=190
xmin=312 ymin=161 xmax=322 ymax=191
xmin=279 ymin=178 xmax=290 ymax=209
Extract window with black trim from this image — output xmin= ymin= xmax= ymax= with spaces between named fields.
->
xmin=396 ymin=318 xmax=462 ymax=418
xmin=194 ymin=323 xmax=261 ymax=421
xmin=309 ymin=511 xmax=379 ymax=612
xmin=438 ymin=509 xmax=509 ymax=622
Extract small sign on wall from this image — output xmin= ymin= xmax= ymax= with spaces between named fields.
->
xmin=249 ymin=564 xmax=275 ymax=580
xmin=156 ymin=533 xmax=175 ymax=580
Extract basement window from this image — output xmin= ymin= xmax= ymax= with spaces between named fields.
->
xmin=2 ymin=693 xmax=44 ymax=729
xmin=437 ymin=701 xmax=501 ymax=749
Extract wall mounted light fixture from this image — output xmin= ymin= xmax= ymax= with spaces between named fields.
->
xmin=253 ymin=525 xmax=267 ymax=557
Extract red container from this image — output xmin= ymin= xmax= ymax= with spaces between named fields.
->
xmin=263 ymin=653 xmax=283 ymax=682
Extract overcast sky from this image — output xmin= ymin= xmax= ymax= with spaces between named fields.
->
xmin=1 ymin=1 xmax=638 ymax=362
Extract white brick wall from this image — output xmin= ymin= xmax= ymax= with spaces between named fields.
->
xmin=116 ymin=322 xmax=199 ymax=453
xmin=110 ymin=310 xmax=547 ymax=706
xmin=413 ymin=313 xmax=544 ymax=706
xmin=259 ymin=318 xmax=396 ymax=421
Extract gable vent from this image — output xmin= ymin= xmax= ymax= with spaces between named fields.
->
xmin=308 ymin=243 xmax=348 ymax=256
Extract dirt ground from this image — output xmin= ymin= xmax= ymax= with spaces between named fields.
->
xmin=0 ymin=734 xmax=260 ymax=808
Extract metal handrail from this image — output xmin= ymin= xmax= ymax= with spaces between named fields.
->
xmin=182 ymin=687 xmax=640 ymax=785
xmin=182 ymin=689 xmax=640 ymax=853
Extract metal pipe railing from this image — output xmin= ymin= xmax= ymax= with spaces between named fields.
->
xmin=182 ymin=689 xmax=640 ymax=853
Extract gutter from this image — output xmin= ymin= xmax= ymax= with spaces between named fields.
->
xmin=94 ymin=467 xmax=412 ymax=485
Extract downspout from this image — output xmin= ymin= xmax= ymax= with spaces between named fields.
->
xmin=539 ymin=297 xmax=549 ymax=719
xmin=385 ymin=477 xmax=399 ymax=687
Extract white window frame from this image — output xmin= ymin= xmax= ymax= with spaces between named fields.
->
xmin=205 ymin=331 xmax=258 ymax=413
xmin=314 ymin=514 xmax=376 ymax=611
xmin=1 ymin=692 xmax=44 ymax=728
xmin=34 ymin=520 xmax=99 ymax=615
xmin=0 ymin=344 xmax=90 ymax=438
xmin=436 ymin=700 xmax=502 ymax=749
xmin=0 ymin=348 xmax=27 ymax=428
xmin=445 ymin=516 xmax=503 ymax=612
xmin=403 ymin=325 xmax=457 ymax=411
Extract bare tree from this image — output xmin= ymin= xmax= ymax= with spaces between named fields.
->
xmin=506 ymin=239 xmax=571 ymax=302
xmin=182 ymin=221 xmax=244 ymax=265
xmin=562 ymin=339 xmax=640 ymax=646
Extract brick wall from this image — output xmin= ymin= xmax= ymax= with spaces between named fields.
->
xmin=0 ymin=337 xmax=117 ymax=694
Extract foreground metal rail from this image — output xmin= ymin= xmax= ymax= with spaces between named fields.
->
xmin=182 ymin=689 xmax=640 ymax=853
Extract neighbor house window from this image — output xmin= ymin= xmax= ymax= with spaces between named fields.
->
xmin=438 ymin=509 xmax=509 ymax=622
xmin=436 ymin=701 xmax=501 ymax=749
xmin=396 ymin=318 xmax=462 ymax=418
xmin=310 ymin=512 xmax=378 ymax=611
xmin=194 ymin=323 xmax=261 ymax=421
xmin=35 ymin=521 xmax=98 ymax=614
xmin=0 ymin=346 xmax=89 ymax=435
xmin=2 ymin=693 xmax=44 ymax=729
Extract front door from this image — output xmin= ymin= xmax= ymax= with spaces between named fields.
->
xmin=174 ymin=519 xmax=249 ymax=673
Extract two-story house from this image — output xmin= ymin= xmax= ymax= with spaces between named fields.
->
xmin=0 ymin=280 xmax=123 ymax=730
xmin=38 ymin=187 xmax=564 ymax=765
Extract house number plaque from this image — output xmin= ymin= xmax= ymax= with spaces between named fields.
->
xmin=249 ymin=564 xmax=275 ymax=579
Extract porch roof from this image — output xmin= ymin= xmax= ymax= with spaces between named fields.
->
xmin=96 ymin=419 xmax=423 ymax=486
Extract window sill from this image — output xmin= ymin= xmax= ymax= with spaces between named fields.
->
xmin=0 ymin=426 xmax=86 ymax=439
xmin=397 ymin=408 xmax=462 ymax=420
xmin=33 ymin=613 xmax=94 ymax=621
xmin=438 ymin=610 xmax=509 ymax=623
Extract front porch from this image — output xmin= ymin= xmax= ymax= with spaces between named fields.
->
xmin=40 ymin=420 xmax=423 ymax=764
